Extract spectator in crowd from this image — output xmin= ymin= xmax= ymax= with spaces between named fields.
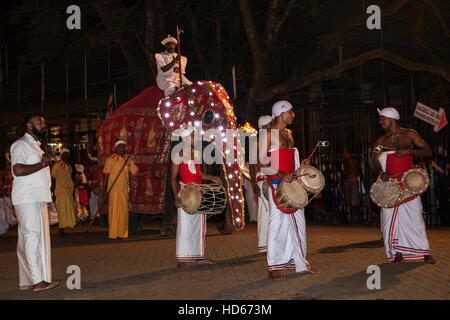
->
xmin=342 ymin=149 xmax=361 ymax=224
xmin=431 ymin=145 xmax=449 ymax=226
xmin=51 ymin=148 xmax=77 ymax=237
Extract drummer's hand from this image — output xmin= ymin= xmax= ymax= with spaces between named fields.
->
xmin=395 ymin=149 xmax=411 ymax=158
xmin=380 ymin=172 xmax=390 ymax=182
xmin=301 ymin=159 xmax=310 ymax=166
xmin=174 ymin=196 xmax=182 ymax=208
xmin=373 ymin=145 xmax=383 ymax=154
xmin=282 ymin=172 xmax=295 ymax=183
xmin=211 ymin=177 xmax=222 ymax=186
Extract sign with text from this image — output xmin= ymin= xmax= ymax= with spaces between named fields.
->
xmin=414 ymin=102 xmax=447 ymax=132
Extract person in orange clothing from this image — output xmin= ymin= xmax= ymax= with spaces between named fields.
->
xmin=103 ymin=140 xmax=139 ymax=240
xmin=51 ymin=148 xmax=76 ymax=236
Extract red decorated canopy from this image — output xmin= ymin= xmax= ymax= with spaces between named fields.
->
xmin=97 ymin=86 xmax=172 ymax=214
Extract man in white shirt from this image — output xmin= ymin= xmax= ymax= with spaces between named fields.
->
xmin=155 ymin=35 xmax=192 ymax=96
xmin=10 ymin=113 xmax=60 ymax=292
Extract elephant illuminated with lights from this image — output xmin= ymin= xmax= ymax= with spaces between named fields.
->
xmin=157 ymin=81 xmax=246 ymax=230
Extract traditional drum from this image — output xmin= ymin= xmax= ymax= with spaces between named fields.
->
xmin=274 ymin=165 xmax=325 ymax=211
xmin=275 ymin=178 xmax=308 ymax=210
xmin=179 ymin=183 xmax=227 ymax=215
xmin=295 ymin=165 xmax=325 ymax=194
xmin=370 ymin=178 xmax=403 ymax=208
xmin=370 ymin=167 xmax=430 ymax=208
xmin=401 ymin=168 xmax=429 ymax=196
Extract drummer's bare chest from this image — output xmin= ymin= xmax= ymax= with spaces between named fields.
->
xmin=272 ymin=129 xmax=294 ymax=148
xmin=380 ymin=131 xmax=414 ymax=150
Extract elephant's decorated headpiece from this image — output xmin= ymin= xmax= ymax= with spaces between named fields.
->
xmin=158 ymin=81 xmax=245 ymax=230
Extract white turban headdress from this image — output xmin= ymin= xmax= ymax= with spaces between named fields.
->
xmin=258 ymin=115 xmax=272 ymax=128
xmin=161 ymin=35 xmax=177 ymax=46
xmin=377 ymin=107 xmax=400 ymax=120
xmin=115 ymin=140 xmax=126 ymax=147
xmin=272 ymin=100 xmax=293 ymax=118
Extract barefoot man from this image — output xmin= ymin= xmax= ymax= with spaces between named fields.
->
xmin=262 ymin=101 xmax=319 ymax=280
xmin=371 ymin=107 xmax=435 ymax=264
xmin=10 ymin=113 xmax=60 ymax=292
xmin=170 ymin=128 xmax=222 ymax=269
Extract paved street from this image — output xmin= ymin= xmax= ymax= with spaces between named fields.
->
xmin=0 ymin=220 xmax=449 ymax=300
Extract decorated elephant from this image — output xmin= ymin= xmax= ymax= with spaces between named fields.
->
xmin=157 ymin=80 xmax=245 ymax=230
xmin=97 ymin=81 xmax=246 ymax=230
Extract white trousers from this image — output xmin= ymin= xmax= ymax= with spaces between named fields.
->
xmin=157 ymin=76 xmax=192 ymax=96
xmin=257 ymin=181 xmax=269 ymax=253
xmin=381 ymin=196 xmax=431 ymax=261
xmin=176 ymin=208 xmax=206 ymax=261
xmin=267 ymin=183 xmax=309 ymax=272
xmin=15 ymin=202 xmax=52 ymax=286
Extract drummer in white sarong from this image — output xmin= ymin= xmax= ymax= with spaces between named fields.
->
xmin=170 ymin=128 xmax=222 ymax=270
xmin=371 ymin=107 xmax=435 ymax=264
xmin=261 ymin=101 xmax=320 ymax=280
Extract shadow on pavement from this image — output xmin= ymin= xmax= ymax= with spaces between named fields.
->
xmin=213 ymin=269 xmax=311 ymax=299
xmin=66 ymin=253 xmax=263 ymax=291
xmin=318 ymin=239 xmax=384 ymax=254
xmin=214 ymin=261 xmax=423 ymax=300
xmin=0 ymin=227 xmax=172 ymax=253
xmin=292 ymin=262 xmax=423 ymax=299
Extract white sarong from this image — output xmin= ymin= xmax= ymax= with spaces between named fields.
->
xmin=267 ymin=183 xmax=309 ymax=272
xmin=378 ymin=151 xmax=431 ymax=261
xmin=381 ymin=197 xmax=431 ymax=261
xmin=266 ymin=147 xmax=310 ymax=272
xmin=256 ymin=178 xmax=269 ymax=253
xmin=176 ymin=207 xmax=207 ymax=261
xmin=15 ymin=202 xmax=52 ymax=286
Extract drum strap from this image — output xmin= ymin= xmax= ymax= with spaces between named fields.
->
xmin=396 ymin=195 xmax=416 ymax=207
xmin=267 ymin=179 xmax=297 ymax=214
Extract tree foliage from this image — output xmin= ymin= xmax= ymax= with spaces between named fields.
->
xmin=7 ymin=0 xmax=450 ymax=121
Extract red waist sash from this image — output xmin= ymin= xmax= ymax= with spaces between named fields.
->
xmin=179 ymin=163 xmax=202 ymax=184
xmin=386 ymin=153 xmax=413 ymax=183
xmin=386 ymin=153 xmax=415 ymax=205
xmin=267 ymin=148 xmax=296 ymax=180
